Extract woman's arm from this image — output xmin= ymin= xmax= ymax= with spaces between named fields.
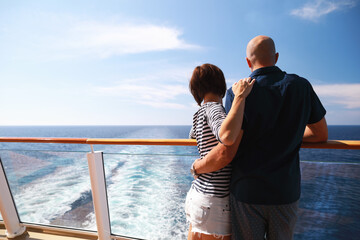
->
xmin=193 ymin=130 xmax=243 ymax=174
xmin=191 ymin=78 xmax=254 ymax=176
xmin=189 ymin=126 xmax=195 ymax=139
xmin=219 ymin=78 xmax=255 ymax=146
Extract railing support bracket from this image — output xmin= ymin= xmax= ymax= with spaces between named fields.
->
xmin=0 ymin=158 xmax=27 ymax=238
xmin=87 ymin=151 xmax=111 ymax=240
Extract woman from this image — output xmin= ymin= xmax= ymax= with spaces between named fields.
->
xmin=186 ymin=63 xmax=254 ymax=239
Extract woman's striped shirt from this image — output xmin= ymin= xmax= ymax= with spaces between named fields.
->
xmin=189 ymin=102 xmax=232 ymax=198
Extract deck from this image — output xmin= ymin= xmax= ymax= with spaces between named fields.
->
xmin=0 ymin=222 xmax=97 ymax=240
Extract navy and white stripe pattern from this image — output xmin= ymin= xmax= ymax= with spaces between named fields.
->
xmin=190 ymin=102 xmax=232 ymax=198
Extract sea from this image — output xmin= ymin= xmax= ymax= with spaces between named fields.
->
xmin=0 ymin=125 xmax=359 ymax=240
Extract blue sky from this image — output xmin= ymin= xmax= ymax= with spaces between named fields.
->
xmin=0 ymin=0 xmax=359 ymax=125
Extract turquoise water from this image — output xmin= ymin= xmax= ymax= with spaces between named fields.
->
xmin=0 ymin=125 xmax=359 ymax=239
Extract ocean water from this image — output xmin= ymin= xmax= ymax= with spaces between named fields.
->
xmin=0 ymin=125 xmax=359 ymax=240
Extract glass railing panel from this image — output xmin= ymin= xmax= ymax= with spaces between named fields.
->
xmin=0 ymin=149 xmax=95 ymax=231
xmin=295 ymin=161 xmax=360 ymax=239
xmin=300 ymin=148 xmax=360 ymax=163
xmin=0 ymin=142 xmax=90 ymax=152
xmin=103 ymin=151 xmax=194 ymax=239
xmin=1 ymin=142 xmax=358 ymax=240
xmin=103 ymin=150 xmax=359 ymax=240
xmin=96 ymin=143 xmax=198 ymax=156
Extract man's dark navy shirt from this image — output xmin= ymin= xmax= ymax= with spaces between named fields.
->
xmin=225 ymin=66 xmax=326 ymax=205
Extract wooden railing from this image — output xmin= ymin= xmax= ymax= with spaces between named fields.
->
xmin=0 ymin=137 xmax=359 ymax=149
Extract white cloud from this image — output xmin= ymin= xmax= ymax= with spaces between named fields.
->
xmin=56 ymin=22 xmax=199 ymax=58
xmin=96 ymin=82 xmax=189 ymax=109
xmin=92 ymin=64 xmax=196 ymax=109
xmin=2 ymin=14 xmax=199 ymax=60
xmin=325 ymin=109 xmax=360 ymax=125
xmin=291 ymin=0 xmax=356 ymax=21
xmin=313 ymin=83 xmax=360 ymax=109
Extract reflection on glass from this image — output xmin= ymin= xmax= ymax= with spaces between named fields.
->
xmin=298 ymin=161 xmax=360 ymax=239
xmin=104 ymin=152 xmax=194 ymax=239
xmin=0 ymin=150 xmax=95 ymax=230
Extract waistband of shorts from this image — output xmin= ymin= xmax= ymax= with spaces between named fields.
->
xmin=189 ymin=185 xmax=229 ymax=203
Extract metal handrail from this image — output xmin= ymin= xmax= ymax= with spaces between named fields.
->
xmin=0 ymin=137 xmax=88 ymax=144
xmin=0 ymin=137 xmax=359 ymax=149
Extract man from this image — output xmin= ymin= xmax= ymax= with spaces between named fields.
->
xmin=191 ymin=35 xmax=328 ymax=239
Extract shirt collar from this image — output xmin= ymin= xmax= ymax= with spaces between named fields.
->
xmin=249 ymin=66 xmax=282 ymax=78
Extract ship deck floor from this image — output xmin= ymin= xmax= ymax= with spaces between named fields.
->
xmin=0 ymin=224 xmax=97 ymax=240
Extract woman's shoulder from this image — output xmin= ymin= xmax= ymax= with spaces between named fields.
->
xmin=204 ymin=102 xmax=225 ymax=114
xmin=193 ymin=102 xmax=225 ymax=120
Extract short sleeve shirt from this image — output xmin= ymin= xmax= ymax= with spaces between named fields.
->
xmin=190 ymin=102 xmax=232 ymax=197
xmin=225 ymin=66 xmax=326 ymax=204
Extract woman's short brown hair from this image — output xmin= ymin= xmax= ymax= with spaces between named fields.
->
xmin=189 ymin=63 xmax=227 ymax=106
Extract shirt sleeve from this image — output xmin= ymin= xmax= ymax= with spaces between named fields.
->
xmin=205 ymin=103 xmax=227 ymax=142
xmin=308 ymin=83 xmax=327 ymax=124
xmin=224 ymin=88 xmax=234 ymax=114
xmin=225 ymin=87 xmax=247 ymax=130
xmin=189 ymin=126 xmax=196 ymax=139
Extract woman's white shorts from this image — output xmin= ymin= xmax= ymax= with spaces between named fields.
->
xmin=185 ymin=186 xmax=231 ymax=236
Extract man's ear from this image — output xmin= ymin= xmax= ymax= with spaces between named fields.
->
xmin=246 ymin=57 xmax=252 ymax=69
xmin=275 ymin=52 xmax=279 ymax=64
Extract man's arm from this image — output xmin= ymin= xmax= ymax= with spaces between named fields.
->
xmin=303 ymin=117 xmax=328 ymax=142
xmin=193 ymin=130 xmax=243 ymax=174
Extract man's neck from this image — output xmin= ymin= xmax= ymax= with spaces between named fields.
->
xmin=251 ymin=64 xmax=275 ymax=72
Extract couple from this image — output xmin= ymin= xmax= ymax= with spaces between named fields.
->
xmin=185 ymin=35 xmax=328 ymax=240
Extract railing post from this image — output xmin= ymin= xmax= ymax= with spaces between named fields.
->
xmin=0 ymin=159 xmax=27 ymax=238
xmin=86 ymin=151 xmax=111 ymax=240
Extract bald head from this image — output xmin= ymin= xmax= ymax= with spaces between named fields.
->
xmin=246 ymin=35 xmax=278 ymax=71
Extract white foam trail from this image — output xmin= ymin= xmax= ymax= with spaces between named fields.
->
xmin=8 ymin=147 xmax=194 ymax=239
xmin=105 ymin=151 xmax=190 ymax=239
xmin=12 ymin=153 xmax=92 ymax=227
